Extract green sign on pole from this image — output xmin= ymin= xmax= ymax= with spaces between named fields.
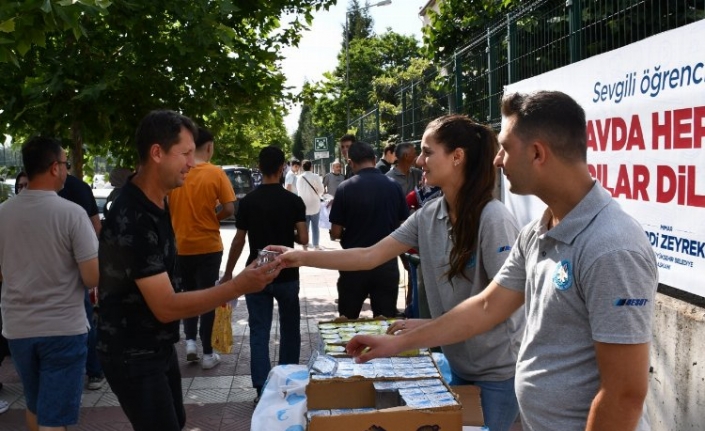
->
xmin=314 ymin=137 xmax=328 ymax=151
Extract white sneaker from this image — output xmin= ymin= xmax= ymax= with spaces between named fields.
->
xmin=0 ymin=399 xmax=9 ymax=414
xmin=186 ymin=339 xmax=199 ymax=362
xmin=201 ymin=353 xmax=221 ymax=370
xmin=87 ymin=376 xmax=106 ymax=390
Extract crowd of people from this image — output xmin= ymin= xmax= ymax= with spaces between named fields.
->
xmin=0 ymin=90 xmax=658 ymax=431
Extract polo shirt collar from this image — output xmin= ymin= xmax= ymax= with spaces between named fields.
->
xmin=389 ymin=166 xmax=405 ymax=177
xmin=357 ymin=167 xmax=378 ymax=175
xmin=436 ymin=196 xmax=450 ymax=221
xmin=538 ymin=181 xmax=611 ymax=245
xmin=124 ymin=178 xmax=168 ymax=217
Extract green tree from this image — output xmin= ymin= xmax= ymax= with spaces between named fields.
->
xmin=0 ymin=0 xmax=334 ymax=177
xmin=292 ymin=82 xmax=317 ymax=160
xmin=0 ymin=0 xmax=112 ymax=65
xmin=422 ymin=0 xmax=519 ymax=62
xmin=214 ymin=106 xmax=291 ymax=168
xmin=308 ymin=29 xmax=420 ymax=145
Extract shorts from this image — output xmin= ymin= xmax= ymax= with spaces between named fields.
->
xmin=9 ymin=334 xmax=87 ymax=427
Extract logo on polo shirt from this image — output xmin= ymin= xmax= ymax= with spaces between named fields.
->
xmin=553 ymin=260 xmax=573 ymax=291
xmin=497 ymin=245 xmax=512 ymax=253
xmin=614 ymin=298 xmax=649 ymax=307
xmin=465 ymin=253 xmax=477 ymax=269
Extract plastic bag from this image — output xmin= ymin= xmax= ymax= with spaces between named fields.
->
xmin=211 ymin=303 xmax=233 ymax=354
xmin=251 ymin=365 xmax=309 ymax=430
xmin=319 ymin=203 xmax=332 ymax=230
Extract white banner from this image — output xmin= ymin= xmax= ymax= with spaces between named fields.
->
xmin=503 ymin=20 xmax=705 ymax=297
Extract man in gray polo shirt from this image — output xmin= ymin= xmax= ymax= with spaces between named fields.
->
xmin=347 ymin=91 xmax=657 ymax=431
xmin=386 ymin=142 xmax=422 ymax=195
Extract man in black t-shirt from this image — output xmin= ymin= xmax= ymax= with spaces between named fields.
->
xmin=219 ymin=146 xmax=307 ymax=403
xmin=58 ymin=174 xmax=106 ymax=390
xmin=59 ymin=174 xmax=102 ymax=235
xmin=97 ymin=110 xmax=281 ymax=430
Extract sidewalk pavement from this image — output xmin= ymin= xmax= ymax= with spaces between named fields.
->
xmin=0 ymin=226 xmax=409 ymax=431
xmin=0 ymin=225 xmax=522 ymax=430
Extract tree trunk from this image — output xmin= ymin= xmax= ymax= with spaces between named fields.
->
xmin=70 ymin=121 xmax=84 ymax=180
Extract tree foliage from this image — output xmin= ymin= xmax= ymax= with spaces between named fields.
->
xmin=422 ymin=0 xmax=519 ymax=62
xmin=305 ymin=16 xmax=421 ymax=148
xmin=0 ymin=0 xmax=334 ymax=176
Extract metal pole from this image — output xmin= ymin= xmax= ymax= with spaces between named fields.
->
xmin=345 ymin=13 xmax=350 ymax=129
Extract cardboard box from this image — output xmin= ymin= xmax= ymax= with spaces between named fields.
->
xmin=307 ymin=317 xmax=484 ymax=430
xmin=451 ymin=385 xmax=484 ymax=427
xmin=307 ymin=379 xmax=462 ymax=431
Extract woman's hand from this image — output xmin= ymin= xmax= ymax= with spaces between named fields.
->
xmin=264 ymin=245 xmax=305 ymax=268
xmin=386 ymin=318 xmax=427 ymax=335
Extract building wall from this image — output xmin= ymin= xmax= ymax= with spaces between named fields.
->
xmin=647 ymin=293 xmax=705 ymax=430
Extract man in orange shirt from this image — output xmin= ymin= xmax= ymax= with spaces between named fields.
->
xmin=169 ymin=127 xmax=236 ymax=369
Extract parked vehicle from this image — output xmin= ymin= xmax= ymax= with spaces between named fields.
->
xmin=221 ymin=166 xmax=254 ymax=222
xmin=92 ymin=188 xmax=112 ymax=220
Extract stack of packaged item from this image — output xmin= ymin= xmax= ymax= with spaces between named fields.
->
xmin=305 ymin=317 xmax=464 ymax=431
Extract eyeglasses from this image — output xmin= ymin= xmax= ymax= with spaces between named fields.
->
xmin=57 ymin=160 xmax=71 ymax=170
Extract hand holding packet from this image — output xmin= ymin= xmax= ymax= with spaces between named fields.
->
xmin=256 ymin=249 xmax=281 ymax=269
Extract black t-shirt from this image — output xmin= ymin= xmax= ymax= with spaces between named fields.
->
xmin=329 ymin=167 xmax=409 ymax=249
xmin=58 ymin=174 xmax=99 ymax=217
xmin=375 ymin=159 xmax=392 ymax=174
xmin=96 ymin=180 xmax=180 ymax=354
xmin=235 ymin=184 xmax=306 ymax=283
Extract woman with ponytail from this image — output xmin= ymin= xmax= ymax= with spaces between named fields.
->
xmin=272 ymin=115 xmax=524 ymax=431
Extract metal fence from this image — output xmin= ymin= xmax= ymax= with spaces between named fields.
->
xmin=353 ymin=0 xmax=704 ymax=143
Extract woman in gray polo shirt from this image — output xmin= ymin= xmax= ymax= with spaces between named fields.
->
xmin=272 ymin=115 xmax=524 ymax=431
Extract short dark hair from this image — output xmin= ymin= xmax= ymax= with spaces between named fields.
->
xmin=340 ymin=134 xmax=356 ymax=144
xmin=501 ymin=91 xmax=587 ymax=163
xmin=348 ymin=141 xmax=376 ymax=164
xmin=135 ymin=110 xmax=198 ymax=163
xmin=302 ymin=159 xmax=312 ymax=171
xmin=195 ymin=127 xmax=214 ymax=148
xmin=290 ymin=158 xmax=301 ymax=167
xmin=259 ymin=146 xmax=285 ymax=176
xmin=383 ymin=143 xmax=396 ymax=155
xmin=14 ymin=171 xmax=28 ymax=194
xmin=21 ymin=136 xmax=63 ymax=180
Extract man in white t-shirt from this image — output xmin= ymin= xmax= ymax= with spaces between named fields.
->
xmin=296 ymin=160 xmax=324 ymax=250
xmin=284 ymin=158 xmax=300 ymax=195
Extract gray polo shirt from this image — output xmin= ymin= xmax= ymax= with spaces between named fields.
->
xmin=495 ymin=182 xmax=656 ymax=431
xmin=0 ymin=190 xmax=97 ymax=339
xmin=386 ymin=166 xmax=422 ymax=196
xmin=391 ymin=198 xmax=524 ymax=381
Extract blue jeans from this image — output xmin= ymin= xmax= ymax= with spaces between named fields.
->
xmin=306 ymin=212 xmax=320 ymax=247
xmin=245 ymin=280 xmax=300 ymax=389
xmin=451 ymin=372 xmax=519 ymax=431
xmin=84 ymin=291 xmax=103 ymax=378
xmin=100 ymin=345 xmax=185 ymax=431
xmin=178 ymin=251 xmax=222 ymax=354
xmin=408 ymin=259 xmax=419 ymax=318
xmin=9 ymin=334 xmax=87 ymax=427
